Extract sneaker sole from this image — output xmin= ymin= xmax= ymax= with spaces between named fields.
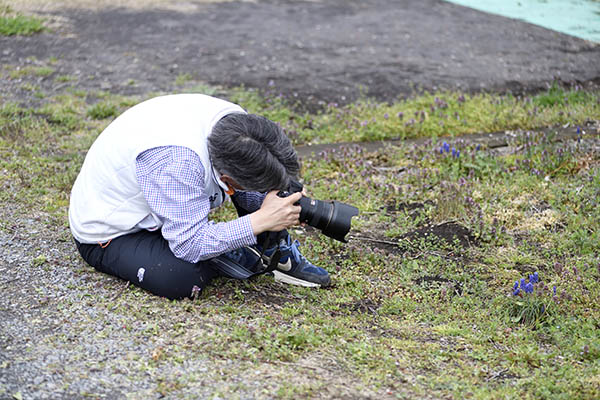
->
xmin=272 ymin=270 xmax=322 ymax=288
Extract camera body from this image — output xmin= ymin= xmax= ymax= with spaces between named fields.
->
xmin=278 ymin=180 xmax=358 ymax=242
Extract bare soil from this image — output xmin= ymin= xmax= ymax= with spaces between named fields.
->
xmin=2 ymin=0 xmax=599 ymax=110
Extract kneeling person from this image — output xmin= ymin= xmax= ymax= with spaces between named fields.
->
xmin=69 ymin=94 xmax=330 ymax=299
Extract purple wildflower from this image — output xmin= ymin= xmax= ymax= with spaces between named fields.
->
xmin=190 ymin=285 xmax=201 ymax=299
xmin=397 ymin=111 xmax=404 ymax=120
xmin=512 ymin=281 xmax=520 ymax=296
xmin=443 ymin=142 xmax=450 ymax=153
xmin=553 ymin=286 xmax=557 ymax=295
xmin=529 ymin=271 xmax=539 ymax=284
xmin=524 ymin=282 xmax=534 ymax=294
xmin=384 ymin=113 xmax=389 ymax=119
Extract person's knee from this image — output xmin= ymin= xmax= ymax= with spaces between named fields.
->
xmin=138 ymin=262 xmax=216 ymax=300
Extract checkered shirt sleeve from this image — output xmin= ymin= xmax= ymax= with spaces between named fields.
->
xmin=135 ymin=146 xmax=257 ymax=263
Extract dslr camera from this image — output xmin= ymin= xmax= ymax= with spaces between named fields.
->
xmin=278 ymin=180 xmax=358 ymax=242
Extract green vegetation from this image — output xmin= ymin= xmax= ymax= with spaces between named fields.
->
xmin=55 ymin=74 xmax=75 ymax=83
xmin=174 ymin=73 xmax=193 ymax=86
xmin=87 ymin=102 xmax=119 ymax=120
xmin=0 ymin=87 xmax=599 ymax=398
xmin=0 ymin=4 xmax=44 ymax=36
xmin=230 ymin=85 xmax=600 ymax=145
xmin=8 ymin=65 xmax=54 ymax=79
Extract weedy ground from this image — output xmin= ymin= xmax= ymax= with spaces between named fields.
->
xmin=1 ymin=62 xmax=600 ymax=399
xmin=0 ymin=3 xmax=44 ymax=36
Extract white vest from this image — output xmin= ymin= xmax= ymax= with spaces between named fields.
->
xmin=69 ymin=94 xmax=246 ymax=244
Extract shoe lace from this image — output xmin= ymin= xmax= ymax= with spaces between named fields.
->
xmin=279 ymin=239 xmax=305 ymax=264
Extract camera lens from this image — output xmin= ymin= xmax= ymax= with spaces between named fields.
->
xmin=298 ymin=197 xmax=358 ymax=242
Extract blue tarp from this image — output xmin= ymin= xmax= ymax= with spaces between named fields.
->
xmin=446 ymin=0 xmax=600 ymax=42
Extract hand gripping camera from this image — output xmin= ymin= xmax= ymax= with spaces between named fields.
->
xmin=278 ymin=180 xmax=358 ymax=242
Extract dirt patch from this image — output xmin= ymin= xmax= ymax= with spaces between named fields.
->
xmin=7 ymin=0 xmax=240 ymax=13
xmin=401 ymin=222 xmax=477 ymax=249
xmin=362 ymin=221 xmax=477 ymax=256
xmin=2 ymin=0 xmax=600 ymax=110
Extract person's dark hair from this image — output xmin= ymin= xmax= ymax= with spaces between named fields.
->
xmin=208 ymin=113 xmax=300 ymax=192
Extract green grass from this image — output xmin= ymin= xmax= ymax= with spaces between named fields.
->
xmin=87 ymin=102 xmax=119 ymax=119
xmin=230 ymin=84 xmax=600 ymax=145
xmin=0 ymin=5 xmax=44 ymax=36
xmin=8 ymin=65 xmax=54 ymax=79
xmin=1 ymin=88 xmax=599 ymax=398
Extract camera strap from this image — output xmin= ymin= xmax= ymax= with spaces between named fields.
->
xmin=208 ymin=231 xmax=284 ymax=280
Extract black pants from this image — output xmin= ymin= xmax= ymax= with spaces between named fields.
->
xmin=74 ymin=197 xmax=287 ymax=300
xmin=75 ymin=230 xmax=220 ymax=300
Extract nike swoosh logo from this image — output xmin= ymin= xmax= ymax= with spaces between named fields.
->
xmin=277 ymin=258 xmax=292 ymax=272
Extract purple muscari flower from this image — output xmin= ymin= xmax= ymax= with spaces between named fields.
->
xmin=443 ymin=142 xmax=450 ymax=153
xmin=524 ymin=282 xmax=534 ymax=294
xmin=553 ymin=286 xmax=557 ymax=295
xmin=577 ymin=126 xmax=581 ymax=135
xmin=476 ymin=144 xmax=481 ymax=151
xmin=520 ymin=278 xmax=526 ymax=289
xmin=529 ymin=271 xmax=539 ymax=284
xmin=397 ymin=111 xmax=404 ymax=119
xmin=512 ymin=281 xmax=520 ymax=296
